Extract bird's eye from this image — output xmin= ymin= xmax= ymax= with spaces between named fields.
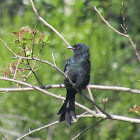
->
xmin=72 ymin=45 xmax=80 ymax=50
xmin=76 ymin=46 xmax=80 ymax=49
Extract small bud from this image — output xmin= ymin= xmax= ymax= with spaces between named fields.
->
xmin=102 ymin=98 xmax=108 ymax=103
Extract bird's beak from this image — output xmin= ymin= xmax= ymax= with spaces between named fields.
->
xmin=67 ymin=46 xmax=73 ymax=49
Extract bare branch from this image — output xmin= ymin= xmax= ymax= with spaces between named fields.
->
xmin=17 ymin=114 xmax=96 ymax=140
xmin=87 ymin=85 xmax=102 ymax=114
xmin=16 ymin=121 xmax=59 ymax=140
xmin=13 ymin=58 xmax=21 ymax=79
xmin=127 ymin=35 xmax=140 ymax=62
xmin=122 ymin=0 xmax=128 ymax=33
xmin=0 ymin=84 xmax=140 ymax=95
xmin=0 ymin=132 xmax=7 ymax=140
xmin=23 ymin=43 xmax=45 ymax=82
xmin=81 ymin=93 xmax=112 ymax=119
xmin=51 ymin=51 xmax=56 ymax=66
xmin=31 ymin=28 xmax=36 ymax=58
xmin=0 ymin=76 xmax=64 ymax=99
xmin=87 ymin=85 xmax=94 ymax=100
xmin=29 ymin=0 xmax=71 ymax=47
xmin=89 ymin=85 xmax=140 ymax=94
xmin=94 ymin=6 xmax=140 ymax=62
xmin=72 ymin=119 xmax=105 ymax=140
xmin=78 ymin=113 xmax=140 ymax=124
xmin=112 ymin=114 xmax=140 ymax=123
xmin=0 ymin=84 xmax=64 ymax=92
xmin=0 ymin=38 xmax=17 ymax=57
xmin=17 ymin=115 xmax=103 ymax=139
xmin=94 ymin=6 xmax=128 ymax=37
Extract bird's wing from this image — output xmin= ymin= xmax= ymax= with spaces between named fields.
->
xmin=64 ymin=58 xmax=71 ymax=73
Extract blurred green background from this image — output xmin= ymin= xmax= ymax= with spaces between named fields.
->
xmin=0 ymin=0 xmax=140 ymax=139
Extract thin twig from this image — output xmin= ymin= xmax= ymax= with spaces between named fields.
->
xmin=94 ymin=6 xmax=140 ymax=62
xmin=89 ymin=84 xmax=140 ymax=94
xmin=81 ymin=93 xmax=112 ymax=119
xmin=13 ymin=58 xmax=21 ymax=79
xmin=0 ymin=76 xmax=62 ymax=99
xmin=0 ymin=132 xmax=7 ymax=140
xmin=24 ymin=53 xmax=44 ymax=87
xmin=17 ymin=114 xmax=97 ymax=140
xmin=72 ymin=119 xmax=105 ymax=140
xmin=87 ymin=85 xmax=94 ymax=100
xmin=31 ymin=26 xmax=37 ymax=58
xmin=23 ymin=43 xmax=46 ymax=82
xmin=0 ymin=38 xmax=17 ymax=57
xmin=87 ymin=85 xmax=101 ymax=114
xmin=122 ymin=0 xmax=128 ymax=33
xmin=51 ymin=50 xmax=56 ymax=66
xmin=127 ymin=35 xmax=140 ymax=62
xmin=39 ymin=42 xmax=46 ymax=54
xmin=0 ymin=84 xmax=64 ymax=92
xmin=27 ymin=64 xmax=43 ymax=86
xmin=121 ymin=0 xmax=140 ymax=62
xmin=30 ymin=0 xmax=71 ymax=47
xmin=94 ymin=6 xmax=128 ymax=37
xmin=31 ymin=34 xmax=35 ymax=58
xmin=16 ymin=121 xmax=59 ymax=140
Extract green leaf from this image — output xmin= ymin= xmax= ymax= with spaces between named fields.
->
xmin=26 ymin=50 xmax=31 ymax=57
xmin=44 ymin=35 xmax=49 ymax=43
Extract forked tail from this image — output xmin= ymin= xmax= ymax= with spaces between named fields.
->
xmin=57 ymin=90 xmax=77 ymax=125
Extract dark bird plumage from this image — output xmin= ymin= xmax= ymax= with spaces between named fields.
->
xmin=57 ymin=43 xmax=91 ymax=125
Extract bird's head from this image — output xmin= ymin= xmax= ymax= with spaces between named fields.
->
xmin=67 ymin=43 xmax=90 ymax=58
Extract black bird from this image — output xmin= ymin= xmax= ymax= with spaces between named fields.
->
xmin=57 ymin=43 xmax=91 ymax=125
